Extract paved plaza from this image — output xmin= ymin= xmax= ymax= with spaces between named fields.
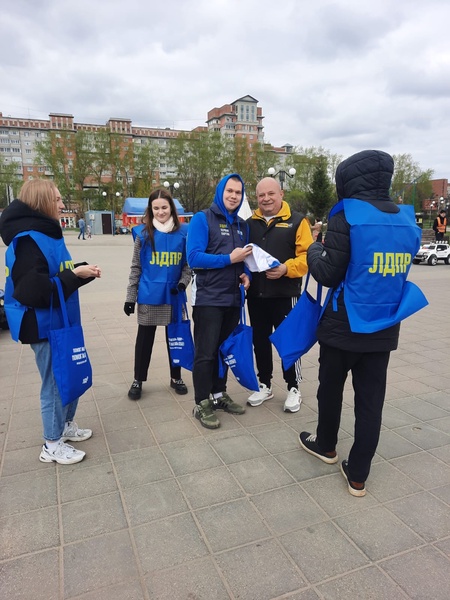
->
xmin=1 ymin=230 xmax=450 ymax=600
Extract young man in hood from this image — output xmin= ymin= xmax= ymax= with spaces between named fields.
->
xmin=187 ymin=174 xmax=252 ymax=429
xmin=299 ymin=150 xmax=427 ymax=496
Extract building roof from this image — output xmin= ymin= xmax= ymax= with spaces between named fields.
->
xmin=122 ymin=197 xmax=186 ymax=215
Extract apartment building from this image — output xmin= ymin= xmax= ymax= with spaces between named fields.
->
xmin=0 ymin=96 xmax=269 ymax=185
xmin=206 ymin=95 xmax=264 ymax=144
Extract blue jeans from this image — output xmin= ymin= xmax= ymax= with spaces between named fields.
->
xmin=31 ymin=341 xmax=79 ymax=441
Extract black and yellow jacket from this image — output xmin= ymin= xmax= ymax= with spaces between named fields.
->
xmin=247 ymin=201 xmax=312 ymax=298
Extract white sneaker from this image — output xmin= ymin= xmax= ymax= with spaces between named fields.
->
xmin=61 ymin=421 xmax=92 ymax=442
xmin=284 ymin=387 xmax=302 ymax=413
xmin=39 ymin=441 xmax=86 ymax=465
xmin=247 ymin=383 xmax=274 ymax=407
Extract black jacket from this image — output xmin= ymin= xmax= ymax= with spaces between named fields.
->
xmin=0 ymin=200 xmax=90 ymax=343
xmin=307 ymin=150 xmax=401 ymax=353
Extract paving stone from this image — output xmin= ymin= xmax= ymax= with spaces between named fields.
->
xmin=106 ymin=425 xmax=156 ymax=453
xmin=381 ymin=546 xmax=450 ymax=600
xmin=215 ymin=539 xmax=305 ymax=600
xmin=301 ymin=473 xmax=379 ymax=518
xmin=317 ymin=565 xmax=408 ymax=600
xmin=64 ymin=530 xmax=139 ymax=597
xmin=163 ymin=437 xmax=223 ymax=476
xmin=0 ymin=469 xmax=57 ymax=516
xmin=335 ymin=505 xmax=423 ymax=561
xmin=59 ymin=462 xmax=118 ymax=502
xmin=141 ymin=403 xmax=186 ymax=424
xmin=251 ymin=423 xmax=302 ymax=454
xmin=123 ymin=478 xmax=188 ymax=526
xmin=229 ymin=455 xmax=295 ymax=495
xmin=276 ymin=448 xmax=337 ymax=481
xmin=391 ymin=451 xmax=450 ymax=488
xmin=133 ymin=513 xmax=208 ymax=572
xmin=209 ymin=432 xmax=268 ymax=464
xmin=62 ymin=491 xmax=127 ymax=543
xmin=66 ymin=580 xmax=146 ymax=600
xmin=101 ymin=409 xmax=147 ymax=432
xmin=376 ymin=429 xmax=422 ymax=460
xmin=251 ymin=485 xmax=326 ymax=535
xmin=387 ymin=491 xmax=450 ymax=542
xmin=113 ymin=446 xmax=173 ymax=487
xmin=178 ymin=466 xmax=245 ymax=509
xmin=281 ymin=521 xmax=369 ymax=584
xmin=151 ymin=417 xmax=201 ymax=444
xmin=146 ymin=556 xmax=230 ymax=600
xmin=195 ymin=498 xmax=270 ymax=552
xmin=0 ymin=549 xmax=60 ymax=600
xmin=394 ymin=422 xmax=450 ymax=450
xmin=0 ymin=506 xmax=59 ymax=560
xmin=366 ymin=460 xmax=422 ymax=502
xmin=390 ymin=396 xmax=450 ymax=421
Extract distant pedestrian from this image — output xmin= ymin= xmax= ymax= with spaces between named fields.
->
xmin=78 ymin=217 xmax=86 ymax=240
xmin=433 ymin=209 xmax=447 ymax=241
xmin=86 ymin=224 xmax=92 ymax=239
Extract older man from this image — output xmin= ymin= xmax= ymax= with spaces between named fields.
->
xmin=246 ymin=177 xmax=313 ymax=412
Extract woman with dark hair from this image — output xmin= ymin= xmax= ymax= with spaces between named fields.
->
xmin=124 ymin=188 xmax=191 ymax=400
xmin=0 ymin=179 xmax=101 ymax=465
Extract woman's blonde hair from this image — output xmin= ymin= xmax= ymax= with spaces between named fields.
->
xmin=18 ymin=179 xmax=59 ymax=219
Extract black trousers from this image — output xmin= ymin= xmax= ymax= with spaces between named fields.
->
xmin=192 ymin=305 xmax=240 ymax=403
xmin=247 ymin=296 xmax=301 ymax=390
xmin=134 ymin=325 xmax=181 ymax=382
xmin=316 ymin=343 xmax=390 ymax=482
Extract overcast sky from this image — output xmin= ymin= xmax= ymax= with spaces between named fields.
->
xmin=2 ymin=0 xmax=449 ymax=178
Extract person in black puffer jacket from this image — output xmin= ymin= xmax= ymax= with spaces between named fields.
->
xmin=299 ymin=150 xmax=427 ymax=497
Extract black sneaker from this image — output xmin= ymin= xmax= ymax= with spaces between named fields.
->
xmin=128 ymin=380 xmax=142 ymax=400
xmin=211 ymin=392 xmax=245 ymax=415
xmin=170 ymin=379 xmax=188 ymax=395
xmin=340 ymin=460 xmax=366 ymax=497
xmin=299 ymin=432 xmax=338 ymax=464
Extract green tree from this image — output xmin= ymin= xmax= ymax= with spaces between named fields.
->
xmin=0 ymin=157 xmax=21 ymax=208
xmin=35 ymin=131 xmax=75 ymax=204
xmin=391 ymin=154 xmax=433 ymax=210
xmin=165 ymin=132 xmax=233 ymax=213
xmin=131 ymin=140 xmax=160 ymax=198
xmin=305 ymin=158 xmax=335 ymax=220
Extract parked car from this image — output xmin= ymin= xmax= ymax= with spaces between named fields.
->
xmin=413 ymin=242 xmax=450 ymax=266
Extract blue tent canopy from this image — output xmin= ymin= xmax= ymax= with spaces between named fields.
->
xmin=122 ymin=197 xmax=186 ymax=215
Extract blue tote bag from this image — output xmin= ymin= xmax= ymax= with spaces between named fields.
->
xmin=270 ymin=273 xmax=322 ymax=370
xmin=49 ymin=278 xmax=92 ymax=407
xmin=167 ymin=291 xmax=195 ymax=371
xmin=218 ymin=286 xmax=259 ymax=391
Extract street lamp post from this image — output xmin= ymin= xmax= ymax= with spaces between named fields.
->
xmin=163 ymin=180 xmax=180 ymax=196
xmin=267 ymin=167 xmax=296 ymax=190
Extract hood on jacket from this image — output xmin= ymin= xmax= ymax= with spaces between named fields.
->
xmin=0 ymin=199 xmax=63 ymax=246
xmin=213 ymin=173 xmax=245 ymax=225
xmin=335 ymin=150 xmax=396 ymax=206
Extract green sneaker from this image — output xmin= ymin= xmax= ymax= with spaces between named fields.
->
xmin=211 ymin=392 xmax=246 ymax=415
xmin=193 ymin=399 xmax=220 ymax=429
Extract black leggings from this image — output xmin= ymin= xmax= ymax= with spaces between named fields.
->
xmin=134 ymin=325 xmax=181 ymax=382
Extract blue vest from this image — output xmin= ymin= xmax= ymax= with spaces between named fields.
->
xmin=327 ymin=199 xmax=428 ymax=333
xmin=137 ymin=225 xmax=187 ymax=305
xmin=132 ymin=223 xmax=144 ymax=241
xmin=193 ymin=206 xmax=247 ymax=307
xmin=5 ymin=231 xmax=81 ymax=341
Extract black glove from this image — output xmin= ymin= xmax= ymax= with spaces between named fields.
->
xmin=170 ymin=282 xmax=186 ymax=295
xmin=124 ymin=302 xmax=135 ymax=316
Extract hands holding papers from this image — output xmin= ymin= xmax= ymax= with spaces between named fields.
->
xmin=243 ymin=243 xmax=281 ymax=273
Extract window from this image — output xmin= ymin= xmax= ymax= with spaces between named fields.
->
xmin=12 ymin=148 xmax=21 ymax=153
xmin=27 ymin=167 xmax=33 ymax=172
xmin=24 ymin=132 xmax=30 ymax=137
xmin=25 ymin=149 xmax=32 ymax=154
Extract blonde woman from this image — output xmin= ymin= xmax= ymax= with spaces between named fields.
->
xmin=0 ymin=180 xmax=101 ymax=465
